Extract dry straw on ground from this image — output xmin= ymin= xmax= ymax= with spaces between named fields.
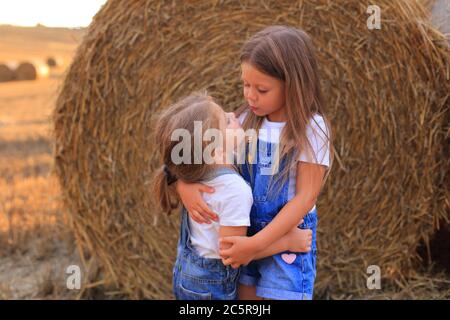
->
xmin=53 ymin=0 xmax=449 ymax=299
xmin=0 ymin=64 xmax=15 ymax=82
xmin=14 ymin=62 xmax=37 ymax=81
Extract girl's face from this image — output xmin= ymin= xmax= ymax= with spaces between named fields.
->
xmin=212 ymin=103 xmax=241 ymax=132
xmin=241 ymin=62 xmax=286 ymax=122
xmin=212 ymin=104 xmax=243 ymax=163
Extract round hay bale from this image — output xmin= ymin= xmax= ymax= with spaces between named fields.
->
xmin=47 ymin=56 xmax=58 ymax=68
xmin=0 ymin=64 xmax=15 ymax=82
xmin=15 ymin=62 xmax=37 ymax=81
xmin=53 ymin=0 xmax=450 ymax=299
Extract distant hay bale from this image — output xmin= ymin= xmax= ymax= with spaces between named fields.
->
xmin=53 ymin=0 xmax=450 ymax=299
xmin=46 ymin=57 xmax=57 ymax=68
xmin=0 ymin=64 xmax=15 ymax=82
xmin=15 ymin=62 xmax=37 ymax=81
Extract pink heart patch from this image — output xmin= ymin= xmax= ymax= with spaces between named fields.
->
xmin=281 ymin=253 xmax=297 ymax=264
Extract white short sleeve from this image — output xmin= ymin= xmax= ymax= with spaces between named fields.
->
xmin=298 ymin=114 xmax=330 ymax=168
xmin=217 ymin=179 xmax=252 ymax=227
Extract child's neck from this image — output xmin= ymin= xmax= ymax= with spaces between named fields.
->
xmin=266 ymin=110 xmax=287 ymax=122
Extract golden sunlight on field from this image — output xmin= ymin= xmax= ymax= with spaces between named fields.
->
xmin=0 ymin=26 xmax=105 ymax=299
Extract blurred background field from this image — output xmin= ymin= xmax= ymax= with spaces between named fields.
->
xmin=0 ymin=25 xmax=107 ymax=299
xmin=0 ymin=0 xmax=449 ymax=300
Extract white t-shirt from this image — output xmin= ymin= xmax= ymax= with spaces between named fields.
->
xmin=238 ymin=111 xmax=330 ymax=210
xmin=189 ymin=172 xmax=253 ymax=259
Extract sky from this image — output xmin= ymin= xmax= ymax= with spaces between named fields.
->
xmin=0 ymin=0 xmax=108 ymax=28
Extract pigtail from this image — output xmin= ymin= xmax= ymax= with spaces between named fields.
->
xmin=151 ymin=165 xmax=178 ymax=215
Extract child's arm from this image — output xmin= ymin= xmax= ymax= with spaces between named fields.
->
xmin=253 ymin=226 xmax=312 ymax=260
xmin=220 ymin=225 xmax=312 ymax=268
xmin=219 ymin=226 xmax=247 ymax=252
xmin=220 ymin=162 xmax=326 ymax=267
xmin=215 ymin=179 xmax=254 ymax=263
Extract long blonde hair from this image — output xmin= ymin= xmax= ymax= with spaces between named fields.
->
xmin=235 ymin=25 xmax=334 ymax=197
xmin=151 ymin=91 xmax=222 ymax=214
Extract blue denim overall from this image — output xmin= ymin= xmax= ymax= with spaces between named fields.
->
xmin=238 ymin=138 xmax=318 ymax=300
xmin=172 ymin=167 xmax=242 ymax=300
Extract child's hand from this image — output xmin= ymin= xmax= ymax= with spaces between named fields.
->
xmin=175 ymin=180 xmax=218 ymax=224
xmin=286 ymin=227 xmax=312 ymax=253
xmin=219 ymin=236 xmax=256 ymax=269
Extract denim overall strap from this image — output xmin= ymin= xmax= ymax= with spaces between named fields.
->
xmin=240 ymin=139 xmax=289 ymax=227
xmin=178 ymin=166 xmax=239 ymax=251
xmin=238 ymin=138 xmax=319 ymax=300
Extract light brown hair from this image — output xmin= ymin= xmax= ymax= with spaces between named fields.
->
xmin=151 ymin=91 xmax=222 ymax=214
xmin=235 ymin=25 xmax=334 ymax=196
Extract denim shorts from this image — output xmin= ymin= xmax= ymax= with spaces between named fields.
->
xmin=173 ymin=248 xmax=240 ymax=300
xmin=238 ymin=208 xmax=318 ymax=300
